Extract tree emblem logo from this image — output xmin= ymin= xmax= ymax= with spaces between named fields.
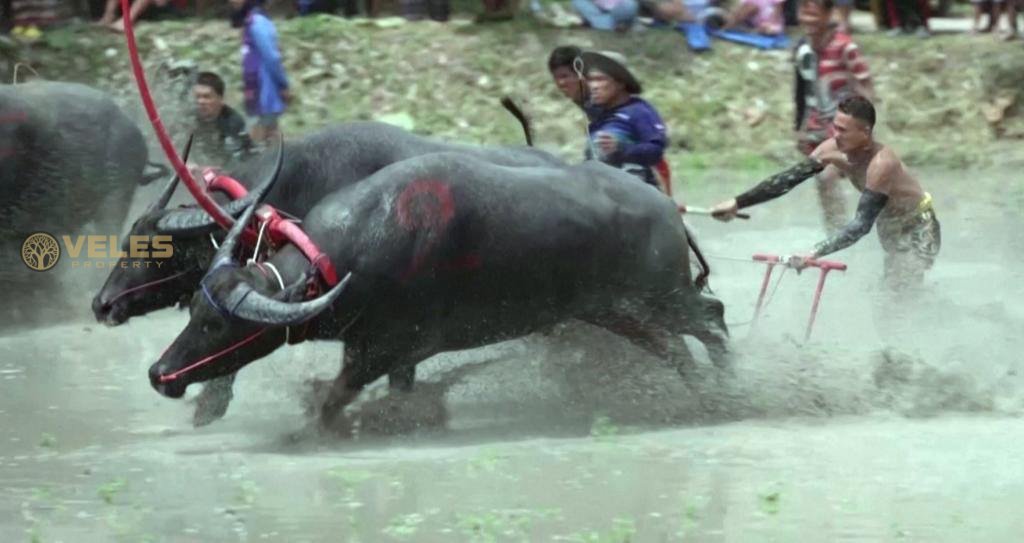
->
xmin=21 ymin=232 xmax=61 ymax=271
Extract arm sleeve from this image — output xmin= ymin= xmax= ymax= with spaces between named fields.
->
xmin=734 ymin=158 xmax=825 ymax=209
xmin=794 ymin=67 xmax=807 ymax=132
xmin=250 ymin=18 xmax=289 ymax=90
xmin=812 ymin=189 xmax=888 ymax=257
xmin=617 ymin=110 xmax=668 ymax=166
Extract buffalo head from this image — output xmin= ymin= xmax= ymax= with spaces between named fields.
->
xmin=92 ymin=138 xmax=267 ymax=325
xmin=148 ymin=142 xmax=350 ymax=398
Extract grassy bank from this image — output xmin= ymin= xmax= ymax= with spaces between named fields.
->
xmin=4 ymin=13 xmax=1023 ymax=175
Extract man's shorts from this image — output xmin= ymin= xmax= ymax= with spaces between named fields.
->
xmin=876 ymin=193 xmax=941 ymax=285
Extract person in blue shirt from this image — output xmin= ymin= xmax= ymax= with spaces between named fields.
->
xmin=229 ymin=0 xmax=291 ymax=145
xmin=579 ymin=50 xmax=670 ymax=191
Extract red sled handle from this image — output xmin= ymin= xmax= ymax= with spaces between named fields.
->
xmin=750 ymin=253 xmax=848 ymax=341
xmin=752 ymin=253 xmax=847 ymax=272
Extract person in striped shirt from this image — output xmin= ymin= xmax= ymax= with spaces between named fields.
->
xmin=793 ymin=0 xmax=876 ymax=234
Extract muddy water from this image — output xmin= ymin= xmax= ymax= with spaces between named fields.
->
xmin=1 ymin=170 xmax=1022 ymax=542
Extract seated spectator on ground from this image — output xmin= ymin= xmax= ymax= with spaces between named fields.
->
xmin=9 ymin=0 xmax=67 ymax=39
xmin=643 ymin=0 xmax=722 ymax=25
xmin=192 ymin=71 xmax=255 ymax=167
xmin=97 ymin=0 xmax=184 ymax=32
xmin=723 ymin=0 xmax=785 ymax=34
xmin=572 ymin=0 xmax=639 ymax=31
xmin=579 ymin=50 xmax=671 ymax=192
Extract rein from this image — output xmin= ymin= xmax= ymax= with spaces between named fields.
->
xmin=157 ymin=328 xmax=268 ymax=383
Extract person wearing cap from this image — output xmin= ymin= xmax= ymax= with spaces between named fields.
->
xmin=580 ymin=50 xmax=671 ymax=193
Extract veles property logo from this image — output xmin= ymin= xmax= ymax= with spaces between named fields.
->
xmin=21 ymin=233 xmax=174 ymax=272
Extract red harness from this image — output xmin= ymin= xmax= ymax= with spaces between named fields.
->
xmin=202 ymin=168 xmax=340 ymax=290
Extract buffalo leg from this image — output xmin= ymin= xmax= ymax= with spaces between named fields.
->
xmin=192 ymin=373 xmax=237 ymax=427
xmin=687 ymin=294 xmax=732 ymax=372
xmin=319 ymin=343 xmax=408 ymax=430
xmin=387 ymin=365 xmax=416 ymax=392
xmin=583 ymin=313 xmax=698 ymax=378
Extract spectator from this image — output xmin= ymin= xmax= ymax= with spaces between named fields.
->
xmin=833 ymin=0 xmax=852 ymax=32
xmin=579 ymin=50 xmax=670 ymax=192
xmin=992 ymin=0 xmax=1018 ymax=40
xmin=479 ymin=0 xmax=517 ymax=21
xmin=645 ymin=0 xmax=710 ymax=24
xmin=572 ymin=0 xmax=639 ymax=31
xmin=98 ymin=0 xmax=183 ymax=32
xmin=547 ymin=45 xmax=601 ymax=121
xmin=723 ymin=0 xmax=785 ymax=34
xmin=10 ymin=0 xmax=67 ymax=40
xmin=192 ymin=71 xmax=255 ymax=167
xmin=882 ymin=0 xmax=930 ymax=37
xmin=793 ymin=0 xmax=875 ymax=233
xmin=971 ymin=0 xmax=996 ymax=34
xmin=230 ymin=0 xmax=291 ymax=145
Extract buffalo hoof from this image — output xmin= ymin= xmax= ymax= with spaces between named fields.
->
xmin=356 ymin=386 xmax=449 ymax=436
xmin=191 ymin=383 xmax=233 ymax=428
xmin=301 ymin=378 xmax=334 ymax=419
xmin=302 ymin=378 xmax=356 ymax=437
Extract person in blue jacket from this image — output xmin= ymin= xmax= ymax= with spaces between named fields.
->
xmin=230 ymin=0 xmax=291 ymax=144
xmin=579 ymin=50 xmax=670 ymax=191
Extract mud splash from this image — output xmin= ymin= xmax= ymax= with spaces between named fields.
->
xmin=1 ymin=169 xmax=1022 ymax=541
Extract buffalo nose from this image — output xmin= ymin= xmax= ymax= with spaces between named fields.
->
xmin=91 ymin=296 xmax=109 ymax=321
xmin=149 ymin=363 xmax=186 ymax=398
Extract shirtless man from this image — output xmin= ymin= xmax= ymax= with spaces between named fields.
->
xmin=710 ymin=96 xmax=940 ymax=291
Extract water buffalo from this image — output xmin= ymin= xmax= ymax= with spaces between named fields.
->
xmin=92 ymin=121 xmax=563 ymax=325
xmin=92 ymin=121 xmax=564 ymax=425
xmin=147 ymin=151 xmax=729 ymax=432
xmin=0 ymin=81 xmax=164 ymax=323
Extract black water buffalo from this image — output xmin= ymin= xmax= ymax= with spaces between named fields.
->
xmin=93 ymin=121 xmax=563 ymax=325
xmin=92 ymin=121 xmax=564 ymax=425
xmin=147 ymin=151 xmax=729 ymax=431
xmin=0 ymin=81 xmax=163 ymax=321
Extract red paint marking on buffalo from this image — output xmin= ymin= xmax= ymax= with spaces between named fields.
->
xmin=396 ymin=180 xmax=455 ymax=232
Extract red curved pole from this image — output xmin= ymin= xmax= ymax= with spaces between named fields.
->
xmin=120 ymin=0 xmax=234 ymax=229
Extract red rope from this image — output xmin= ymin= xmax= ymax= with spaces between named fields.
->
xmin=158 ymin=329 xmax=268 ymax=383
xmin=104 ymin=269 xmax=191 ymax=307
xmin=119 ymin=0 xmax=235 ymax=230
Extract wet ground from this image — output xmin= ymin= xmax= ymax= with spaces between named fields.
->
xmin=1 ymin=169 xmax=1022 ymax=542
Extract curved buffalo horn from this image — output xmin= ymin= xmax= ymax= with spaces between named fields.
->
xmin=208 ymin=133 xmax=285 ymax=270
xmin=155 ymin=197 xmax=258 ymax=235
xmin=214 ymin=271 xmax=352 ymax=327
xmin=145 ymin=134 xmax=194 ymax=215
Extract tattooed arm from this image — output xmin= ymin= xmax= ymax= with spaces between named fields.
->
xmin=812 ymin=189 xmax=888 ymax=257
xmin=712 ymin=139 xmax=849 ymax=221
xmin=734 ymin=158 xmax=826 ymax=209
xmin=811 ymin=149 xmax=897 ymax=258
